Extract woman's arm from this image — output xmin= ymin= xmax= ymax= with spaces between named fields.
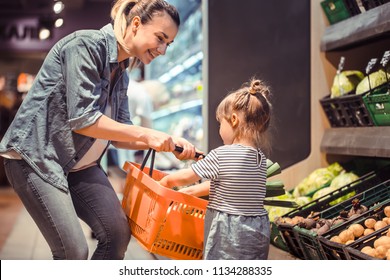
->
xmin=75 ymin=115 xmax=200 ymax=160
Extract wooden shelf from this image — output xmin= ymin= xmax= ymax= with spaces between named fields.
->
xmin=320 ymin=127 xmax=390 ymax=158
xmin=320 ymin=3 xmax=390 ymax=52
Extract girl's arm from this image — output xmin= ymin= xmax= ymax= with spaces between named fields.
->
xmin=179 ymin=181 xmax=210 ymax=197
xmin=159 ymin=168 xmax=201 ymax=188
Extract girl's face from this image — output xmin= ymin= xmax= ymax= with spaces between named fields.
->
xmin=219 ymin=118 xmax=235 ymax=145
xmin=124 ymin=12 xmax=178 ymax=64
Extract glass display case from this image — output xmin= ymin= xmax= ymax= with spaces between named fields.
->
xmin=144 ymin=0 xmax=203 ymax=170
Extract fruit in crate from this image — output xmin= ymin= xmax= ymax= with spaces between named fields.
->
xmin=330 ymin=70 xmax=364 ymax=98
xmin=355 ymin=69 xmax=390 ymax=95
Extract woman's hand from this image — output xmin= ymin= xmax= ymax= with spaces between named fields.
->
xmin=143 ymin=129 xmax=176 ymax=153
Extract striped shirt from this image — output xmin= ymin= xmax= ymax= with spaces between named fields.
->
xmin=191 ymin=144 xmax=268 ymax=216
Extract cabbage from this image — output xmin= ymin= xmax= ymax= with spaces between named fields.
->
xmin=329 ymin=172 xmax=359 ymax=189
xmin=312 ymin=186 xmax=338 ymax=201
xmin=356 ymin=69 xmax=390 ymax=95
xmin=331 ymin=70 xmax=364 ymax=98
xmin=295 ymin=196 xmax=312 ymax=206
xmin=292 ymin=162 xmax=344 ymax=198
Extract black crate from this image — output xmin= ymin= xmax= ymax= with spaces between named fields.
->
xmin=275 ymin=165 xmax=390 ymax=259
xmin=346 ymin=224 xmax=390 ymax=260
xmin=318 ymin=200 xmax=390 ymax=260
xmin=294 ymin=178 xmax=390 ymax=259
xmin=320 ymin=93 xmax=374 ymax=127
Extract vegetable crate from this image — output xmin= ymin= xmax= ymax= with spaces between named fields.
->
xmin=362 ymin=83 xmax=390 ymax=126
xmin=121 ymin=161 xmax=208 ymax=260
xmin=275 ymin=165 xmax=390 ymax=259
xmin=320 ymin=93 xmax=374 ymax=127
xmin=320 ymin=0 xmax=352 ymax=25
xmin=345 ymin=224 xmax=390 ymax=260
xmin=317 ymin=199 xmax=390 ymax=260
xmin=294 ymin=177 xmax=390 ymax=260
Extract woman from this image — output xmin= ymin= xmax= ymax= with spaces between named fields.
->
xmin=0 ymin=0 xmax=199 ymax=260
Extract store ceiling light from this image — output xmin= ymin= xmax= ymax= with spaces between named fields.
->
xmin=53 ymin=1 xmax=65 ymax=14
xmin=39 ymin=28 xmax=51 ymax=40
xmin=54 ymin=18 xmax=64 ymax=28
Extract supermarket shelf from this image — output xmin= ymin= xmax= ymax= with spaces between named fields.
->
xmin=320 ymin=2 xmax=390 ymax=52
xmin=320 ymin=127 xmax=390 ymax=158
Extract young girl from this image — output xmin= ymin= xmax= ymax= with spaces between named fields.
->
xmin=159 ymin=78 xmax=272 ymax=260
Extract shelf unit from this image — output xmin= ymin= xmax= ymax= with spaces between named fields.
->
xmin=320 ymin=2 xmax=390 ymax=158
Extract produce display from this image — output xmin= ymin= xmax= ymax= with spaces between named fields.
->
xmin=275 ymin=198 xmax=369 ymax=236
xmin=326 ymin=204 xmax=390 ymax=260
xmin=355 ymin=69 xmax=390 ymax=95
xmin=330 ymin=70 xmax=364 ymax=98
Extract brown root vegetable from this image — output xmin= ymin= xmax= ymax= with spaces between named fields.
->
xmin=330 ymin=236 xmax=342 ymax=243
xmin=364 ymin=228 xmax=375 ymax=236
xmin=373 ymin=236 xmax=390 ymax=249
xmin=345 ymin=240 xmax=355 ymax=245
xmin=382 ymin=217 xmax=390 ymax=225
xmin=387 ymin=230 xmax=390 ymax=237
xmin=316 ymin=223 xmax=330 ymax=236
xmin=374 ymin=221 xmax=388 ymax=231
xmin=375 ymin=245 xmax=388 ymax=259
xmin=339 ymin=229 xmax=354 ymax=243
xmin=298 ymin=218 xmax=317 ymax=230
xmin=386 ymin=250 xmax=390 ymax=260
xmin=361 ymin=246 xmax=376 ymax=257
xmin=349 ymin=224 xmax=364 ymax=238
xmin=384 ymin=206 xmax=390 ymax=218
xmin=364 ymin=218 xmax=377 ymax=229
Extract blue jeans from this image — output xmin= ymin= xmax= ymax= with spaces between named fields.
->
xmin=4 ymin=158 xmax=131 ymax=260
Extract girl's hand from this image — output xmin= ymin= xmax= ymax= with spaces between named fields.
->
xmin=172 ymin=137 xmax=203 ymax=160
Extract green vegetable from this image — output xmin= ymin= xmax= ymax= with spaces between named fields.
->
xmin=292 ymin=162 xmax=344 ymax=198
xmin=356 ymin=69 xmax=390 ymax=95
xmin=331 ymin=70 xmax=364 ymax=98
xmin=329 ymin=172 xmax=359 ymax=189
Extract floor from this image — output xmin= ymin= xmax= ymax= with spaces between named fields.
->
xmin=0 ymin=166 xmax=296 ymax=260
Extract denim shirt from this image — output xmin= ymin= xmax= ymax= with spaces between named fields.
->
xmin=0 ymin=24 xmax=131 ymax=192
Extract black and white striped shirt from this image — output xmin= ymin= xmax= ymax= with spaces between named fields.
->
xmin=191 ymin=144 xmax=268 ymax=216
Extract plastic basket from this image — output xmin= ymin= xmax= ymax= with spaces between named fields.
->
xmin=320 ymin=93 xmax=374 ymax=127
xmin=121 ymin=149 xmax=208 ymax=260
xmin=362 ymin=83 xmax=390 ymax=126
xmin=275 ymin=165 xmax=390 ymax=259
xmin=294 ymin=177 xmax=390 ymax=259
xmin=345 ymin=224 xmax=390 ymax=260
xmin=317 ymin=199 xmax=390 ymax=260
xmin=320 ymin=0 xmax=351 ymax=25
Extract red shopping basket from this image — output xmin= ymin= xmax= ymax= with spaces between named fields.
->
xmin=121 ymin=149 xmax=208 ymax=260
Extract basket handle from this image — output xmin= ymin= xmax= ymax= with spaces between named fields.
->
xmin=140 ymin=148 xmax=156 ymax=177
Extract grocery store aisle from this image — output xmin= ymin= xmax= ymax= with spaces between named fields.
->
xmin=0 ymin=166 xmax=296 ymax=260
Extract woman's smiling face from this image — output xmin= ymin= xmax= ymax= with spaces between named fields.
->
xmin=124 ymin=11 xmax=178 ymax=64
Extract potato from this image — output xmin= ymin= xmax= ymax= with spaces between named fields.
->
xmin=373 ymin=236 xmax=390 ymax=249
xmin=382 ymin=217 xmax=390 ymax=225
xmin=387 ymin=230 xmax=390 ymax=237
xmin=361 ymin=246 xmax=376 ymax=257
xmin=386 ymin=249 xmax=390 ymax=260
xmin=384 ymin=206 xmax=390 ymax=218
xmin=345 ymin=240 xmax=355 ymax=245
xmin=374 ymin=221 xmax=388 ymax=231
xmin=339 ymin=229 xmax=355 ymax=243
xmin=349 ymin=224 xmax=364 ymax=238
xmin=375 ymin=245 xmax=388 ymax=259
xmin=363 ymin=228 xmax=374 ymax=236
xmin=330 ymin=236 xmax=342 ymax=243
xmin=364 ymin=218 xmax=377 ymax=229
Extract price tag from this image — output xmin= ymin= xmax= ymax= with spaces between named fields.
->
xmin=336 ymin=56 xmax=345 ymax=74
xmin=380 ymin=50 xmax=390 ymax=68
xmin=365 ymin=58 xmax=377 ymax=74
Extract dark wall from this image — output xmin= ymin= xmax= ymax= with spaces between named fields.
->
xmin=207 ymin=0 xmax=311 ymax=168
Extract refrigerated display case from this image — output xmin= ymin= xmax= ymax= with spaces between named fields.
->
xmin=144 ymin=0 xmax=203 ymax=170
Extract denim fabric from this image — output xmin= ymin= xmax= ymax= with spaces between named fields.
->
xmin=0 ymin=24 xmax=131 ymax=192
xmin=4 ymin=158 xmax=131 ymax=260
xmin=203 ymin=208 xmax=270 ymax=260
